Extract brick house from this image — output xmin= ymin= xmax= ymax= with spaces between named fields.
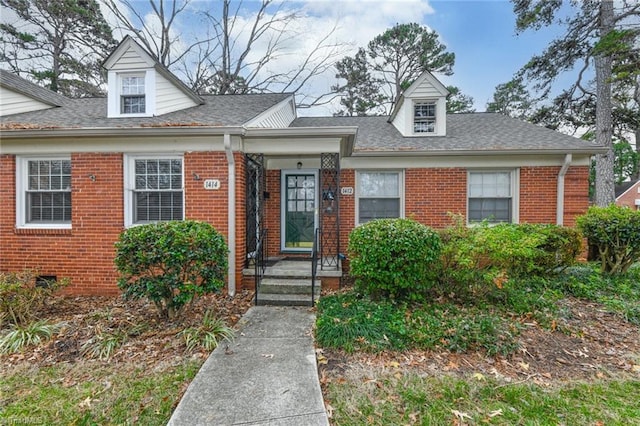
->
xmin=0 ymin=37 xmax=606 ymax=301
xmin=615 ymin=180 xmax=640 ymax=210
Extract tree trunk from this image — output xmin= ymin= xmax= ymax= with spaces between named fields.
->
xmin=594 ymin=0 xmax=615 ymax=206
xmin=634 ymin=80 xmax=640 ymax=181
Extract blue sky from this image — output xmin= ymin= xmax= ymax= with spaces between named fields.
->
xmin=428 ymin=0 xmax=565 ymax=110
xmin=291 ymin=0 xmax=573 ymax=114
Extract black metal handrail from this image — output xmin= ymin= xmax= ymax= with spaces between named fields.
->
xmin=254 ymin=228 xmax=267 ymax=305
xmin=311 ymin=227 xmax=320 ymax=306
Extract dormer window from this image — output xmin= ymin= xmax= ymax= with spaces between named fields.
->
xmin=121 ymin=75 xmax=146 ymax=114
xmin=106 ymin=69 xmax=155 ymax=118
xmin=414 ymin=101 xmax=436 ymax=133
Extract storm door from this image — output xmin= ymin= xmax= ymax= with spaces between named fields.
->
xmin=281 ymin=171 xmax=318 ymax=251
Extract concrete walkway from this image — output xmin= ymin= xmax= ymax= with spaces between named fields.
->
xmin=168 ymin=306 xmax=329 ymax=426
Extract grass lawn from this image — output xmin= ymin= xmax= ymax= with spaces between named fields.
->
xmin=0 ymin=361 xmax=201 ymax=425
xmin=326 ymin=373 xmax=640 ymax=425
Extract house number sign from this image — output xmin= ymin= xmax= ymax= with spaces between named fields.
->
xmin=204 ymin=179 xmax=221 ymax=190
xmin=340 ymin=187 xmax=354 ymax=195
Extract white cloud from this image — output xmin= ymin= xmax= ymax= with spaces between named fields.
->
xmin=99 ymin=0 xmax=440 ymax=114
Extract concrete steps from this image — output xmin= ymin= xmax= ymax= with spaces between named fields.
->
xmin=257 ymin=277 xmax=321 ymax=307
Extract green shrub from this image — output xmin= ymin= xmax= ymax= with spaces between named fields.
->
xmin=517 ymin=224 xmax=583 ymax=274
xmin=114 ymin=220 xmax=228 ymax=319
xmin=577 ymin=204 xmax=640 ymax=274
xmin=436 ymin=218 xmax=582 ymax=300
xmin=348 ymin=219 xmax=441 ymax=301
xmin=0 ymin=270 xmax=67 ymax=327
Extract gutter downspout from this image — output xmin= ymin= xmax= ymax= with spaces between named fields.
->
xmin=556 ymin=154 xmax=572 ymax=225
xmin=224 ymin=134 xmax=236 ymax=297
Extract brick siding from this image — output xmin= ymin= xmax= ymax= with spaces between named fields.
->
xmin=1 ymin=154 xmax=591 ymax=295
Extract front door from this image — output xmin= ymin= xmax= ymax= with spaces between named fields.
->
xmin=281 ymin=171 xmax=317 ymax=251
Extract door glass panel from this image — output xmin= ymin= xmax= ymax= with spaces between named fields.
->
xmin=285 ymin=174 xmax=315 ymax=249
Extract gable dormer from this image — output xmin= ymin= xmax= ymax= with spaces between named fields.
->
xmin=389 ymin=71 xmax=449 ymax=137
xmin=0 ymin=70 xmax=67 ymax=116
xmin=103 ymin=36 xmax=203 ymax=118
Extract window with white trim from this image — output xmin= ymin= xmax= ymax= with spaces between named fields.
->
xmin=121 ymin=75 xmax=146 ymax=114
xmin=125 ymin=156 xmax=184 ymax=226
xmin=414 ymin=101 xmax=436 ymax=133
xmin=357 ymin=171 xmax=403 ymax=224
xmin=16 ymin=157 xmax=72 ymax=228
xmin=468 ymin=171 xmax=515 ymax=223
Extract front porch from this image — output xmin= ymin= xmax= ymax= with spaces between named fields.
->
xmin=242 ymin=257 xmax=343 ymax=306
xmin=242 ymin=152 xmax=344 ymax=305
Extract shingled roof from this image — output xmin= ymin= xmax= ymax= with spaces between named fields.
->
xmin=0 ymin=92 xmax=293 ymax=129
xmin=0 ymin=69 xmax=69 ymax=107
xmin=291 ymin=114 xmax=605 ymax=155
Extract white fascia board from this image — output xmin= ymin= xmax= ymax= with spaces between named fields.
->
xmin=243 ymin=94 xmax=296 ymax=127
xmin=350 ymin=147 xmax=607 ymax=157
xmin=0 ymin=127 xmax=247 ymax=155
xmin=245 ymin=137 xmax=343 ymax=155
xmin=403 ymin=70 xmax=450 ymax=98
xmin=341 ymin=154 xmax=593 ymax=169
xmin=0 ymin=126 xmax=246 ymax=139
xmin=244 ymin=126 xmax=358 ymax=138
xmin=244 ymin=126 xmax=357 ymax=157
xmin=103 ymin=36 xmax=156 ymax=70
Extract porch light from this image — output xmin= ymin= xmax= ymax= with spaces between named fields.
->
xmin=297 ymin=161 xmax=303 ymax=169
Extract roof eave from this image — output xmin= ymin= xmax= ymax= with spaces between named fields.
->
xmin=0 ymin=126 xmax=247 ymax=139
xmin=246 ymin=126 xmax=358 ymax=138
xmin=351 ymin=147 xmax=608 ymax=157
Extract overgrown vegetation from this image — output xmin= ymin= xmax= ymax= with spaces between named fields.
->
xmin=0 ymin=270 xmax=67 ymax=327
xmin=323 ymin=218 xmax=640 ymax=424
xmin=0 ymin=270 xmax=67 ymax=353
xmin=556 ymin=263 xmax=640 ymax=325
xmin=436 ymin=217 xmax=582 ymax=299
xmin=577 ymin=204 xmax=640 ymax=274
xmin=348 ymin=218 xmax=441 ymax=301
xmin=316 ymin=293 xmax=520 ymax=355
xmin=115 ymin=220 xmax=228 ymax=319
xmin=319 ymin=218 xmax=638 ymax=355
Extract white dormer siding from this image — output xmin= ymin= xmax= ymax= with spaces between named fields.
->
xmin=0 ymin=86 xmax=52 ymax=116
xmin=155 ymin=72 xmax=198 ymax=115
xmin=245 ymin=97 xmax=296 ymax=128
xmin=389 ymin=71 xmax=449 ymax=137
xmin=104 ymin=36 xmax=201 ymax=118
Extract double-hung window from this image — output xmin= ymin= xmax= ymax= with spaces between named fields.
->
xmin=121 ymin=75 xmax=146 ymax=114
xmin=17 ymin=157 xmax=72 ymax=228
xmin=414 ymin=101 xmax=436 ymax=134
xmin=468 ymin=171 xmax=516 ymax=224
xmin=125 ymin=156 xmax=184 ymax=226
xmin=357 ymin=171 xmax=403 ymax=224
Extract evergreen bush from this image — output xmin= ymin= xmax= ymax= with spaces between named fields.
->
xmin=114 ymin=220 xmax=228 ymax=319
xmin=577 ymin=204 xmax=640 ymax=274
xmin=347 ymin=218 xmax=441 ymax=301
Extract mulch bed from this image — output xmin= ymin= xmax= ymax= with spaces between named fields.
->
xmin=0 ymin=290 xmax=254 ymax=370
